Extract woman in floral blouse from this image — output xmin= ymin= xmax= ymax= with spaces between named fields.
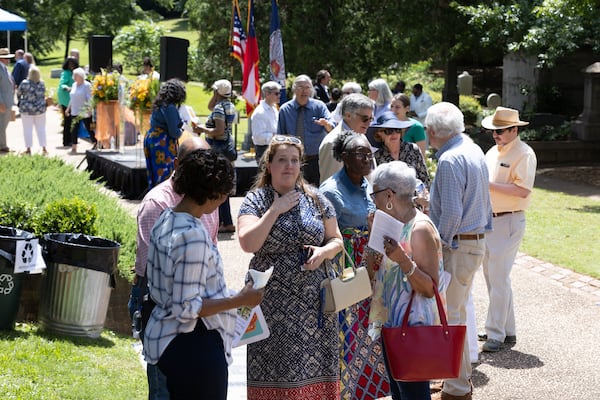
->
xmin=17 ymin=66 xmax=47 ymax=155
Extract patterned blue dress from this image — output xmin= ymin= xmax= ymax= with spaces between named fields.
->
xmin=239 ymin=185 xmax=340 ymax=400
xmin=143 ymin=103 xmax=183 ymax=189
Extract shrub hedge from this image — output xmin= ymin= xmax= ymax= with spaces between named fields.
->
xmin=0 ymin=155 xmax=136 ymax=280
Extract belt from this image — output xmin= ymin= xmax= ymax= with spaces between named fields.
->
xmin=303 ymin=154 xmax=318 ymax=161
xmin=493 ymin=210 xmax=523 ymax=218
xmin=454 ymin=233 xmax=485 ymax=241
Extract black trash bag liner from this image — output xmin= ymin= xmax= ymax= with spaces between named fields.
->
xmin=42 ymin=233 xmax=120 ymax=275
xmin=0 ymin=226 xmax=36 ymax=264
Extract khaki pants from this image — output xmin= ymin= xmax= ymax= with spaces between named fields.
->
xmin=442 ymin=237 xmax=486 ymax=396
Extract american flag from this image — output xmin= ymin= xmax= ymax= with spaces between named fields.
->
xmin=230 ymin=0 xmax=246 ymax=68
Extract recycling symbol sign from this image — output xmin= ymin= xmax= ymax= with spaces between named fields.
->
xmin=0 ymin=273 xmax=14 ymax=295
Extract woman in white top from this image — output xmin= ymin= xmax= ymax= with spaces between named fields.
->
xmin=65 ymin=67 xmax=93 ymax=154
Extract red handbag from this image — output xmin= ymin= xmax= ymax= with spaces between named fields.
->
xmin=381 ymin=282 xmax=466 ymax=382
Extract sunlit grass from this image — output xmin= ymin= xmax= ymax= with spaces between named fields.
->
xmin=522 ymin=187 xmax=600 ymax=278
xmin=0 ymin=323 xmax=146 ymax=399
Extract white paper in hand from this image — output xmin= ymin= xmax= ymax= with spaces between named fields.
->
xmin=247 ymin=266 xmax=274 ymax=289
xmin=368 ymin=209 xmax=404 ymax=254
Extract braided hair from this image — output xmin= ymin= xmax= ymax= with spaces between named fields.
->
xmin=152 ymin=78 xmax=186 ymax=112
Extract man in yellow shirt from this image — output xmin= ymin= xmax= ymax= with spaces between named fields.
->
xmin=479 ymin=107 xmax=537 ymax=352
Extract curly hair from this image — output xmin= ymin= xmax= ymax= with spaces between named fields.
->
xmin=172 ymin=149 xmax=234 ymax=205
xmin=332 ymin=130 xmax=362 ymax=162
xmin=153 ymin=79 xmax=186 ymax=112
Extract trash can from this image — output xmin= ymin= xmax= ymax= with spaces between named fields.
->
xmin=0 ymin=226 xmax=36 ymax=330
xmin=39 ymin=233 xmax=120 ymax=338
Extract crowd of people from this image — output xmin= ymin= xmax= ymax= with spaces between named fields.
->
xmin=123 ymin=67 xmax=536 ymax=400
xmin=0 ymin=51 xmax=538 ymax=398
xmin=0 ymin=52 xmax=531 ymax=399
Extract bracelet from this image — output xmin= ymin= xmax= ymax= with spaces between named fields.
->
xmin=402 ymin=260 xmax=417 ymax=282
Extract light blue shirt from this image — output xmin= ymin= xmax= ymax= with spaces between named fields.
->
xmin=319 ymin=167 xmax=375 ymax=230
xmin=429 ymin=134 xmax=493 ymax=249
xmin=277 ymin=97 xmax=334 ymax=155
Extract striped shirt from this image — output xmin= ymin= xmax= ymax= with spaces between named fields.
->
xmin=143 ymin=208 xmax=236 ymax=365
xmin=429 ymin=134 xmax=493 ymax=249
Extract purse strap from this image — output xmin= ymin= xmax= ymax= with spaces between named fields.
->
xmin=325 ymin=244 xmax=356 ymax=279
xmin=401 ymin=281 xmax=449 ymax=332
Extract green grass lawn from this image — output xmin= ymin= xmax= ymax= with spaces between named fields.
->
xmin=522 ymin=187 xmax=600 ymax=278
xmin=0 ymin=323 xmax=146 ymax=399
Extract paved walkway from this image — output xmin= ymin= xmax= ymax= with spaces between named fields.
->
xmin=4 ymin=108 xmax=600 ymax=399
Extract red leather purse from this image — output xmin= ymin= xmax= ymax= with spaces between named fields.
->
xmin=381 ymin=282 xmax=466 ymax=382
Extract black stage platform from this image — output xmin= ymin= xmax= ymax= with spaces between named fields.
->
xmin=85 ymin=149 xmax=258 ymax=200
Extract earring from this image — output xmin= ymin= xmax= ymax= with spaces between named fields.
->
xmin=386 ymin=200 xmax=393 ymax=210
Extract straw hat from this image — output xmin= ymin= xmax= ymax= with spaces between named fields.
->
xmin=481 ymin=106 xmax=529 ymax=129
xmin=212 ymin=79 xmax=232 ymax=97
xmin=0 ymin=48 xmax=15 ymax=59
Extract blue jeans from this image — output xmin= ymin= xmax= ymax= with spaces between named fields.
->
xmin=147 ymin=363 xmax=170 ymax=400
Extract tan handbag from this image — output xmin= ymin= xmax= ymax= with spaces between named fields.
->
xmin=320 ymin=246 xmax=372 ymax=313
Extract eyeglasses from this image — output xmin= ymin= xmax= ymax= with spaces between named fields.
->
xmin=345 ymin=151 xmax=374 ymax=161
xmin=342 ymin=91 xmax=353 ymax=95
xmin=382 ymin=128 xmax=404 ymax=135
xmin=271 ymin=91 xmax=281 ymax=95
xmin=370 ymin=188 xmax=395 ymax=200
xmin=271 ymin=135 xmax=302 ymax=145
xmin=354 ymin=113 xmax=374 ymax=123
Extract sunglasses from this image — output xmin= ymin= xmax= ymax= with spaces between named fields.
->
xmin=271 ymin=135 xmax=302 ymax=145
xmin=489 ymin=127 xmax=510 ymax=135
xmin=345 ymin=151 xmax=374 ymax=161
xmin=354 ymin=113 xmax=374 ymax=123
xmin=369 ymin=187 xmax=395 ymax=200
xmin=381 ymin=128 xmax=404 ymax=135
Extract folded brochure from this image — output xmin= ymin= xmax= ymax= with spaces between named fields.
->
xmin=232 ymin=267 xmax=273 ymax=347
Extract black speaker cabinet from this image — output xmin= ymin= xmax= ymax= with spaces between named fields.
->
xmin=89 ymin=35 xmax=113 ymax=74
xmin=160 ymin=36 xmax=189 ymax=82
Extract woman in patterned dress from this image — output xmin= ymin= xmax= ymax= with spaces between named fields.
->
xmin=238 ymin=135 xmax=343 ymax=400
xmin=17 ymin=66 xmax=47 ymax=155
xmin=144 ymin=79 xmax=186 ymax=189
xmin=368 ymin=161 xmax=447 ymax=400
xmin=367 ymin=111 xmax=430 ymax=188
xmin=319 ymin=130 xmax=391 ymax=399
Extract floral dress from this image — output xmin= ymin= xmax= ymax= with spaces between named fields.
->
xmin=374 ymin=142 xmax=431 ymax=188
xmin=143 ymin=103 xmax=183 ymax=189
xmin=369 ymin=211 xmax=447 ymax=336
xmin=239 ymin=185 xmax=340 ymax=400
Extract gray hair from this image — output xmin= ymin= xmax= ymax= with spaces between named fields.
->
xmin=27 ymin=65 xmax=41 ymax=83
xmin=341 ymin=81 xmax=362 ymax=94
xmin=292 ymin=74 xmax=314 ymax=97
xmin=424 ymin=102 xmax=465 ymax=139
xmin=72 ymin=67 xmax=87 ymax=80
xmin=371 ymin=161 xmax=417 ymax=202
xmin=261 ymin=81 xmax=282 ymax=96
xmin=368 ymin=78 xmax=393 ymax=106
xmin=341 ymin=93 xmax=374 ymax=115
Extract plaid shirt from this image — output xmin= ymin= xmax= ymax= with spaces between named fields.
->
xmin=143 ymin=208 xmax=236 ymax=365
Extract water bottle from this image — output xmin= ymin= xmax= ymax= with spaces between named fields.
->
xmin=132 ymin=309 xmax=142 ymax=339
xmin=110 ymin=136 xmax=115 ymax=150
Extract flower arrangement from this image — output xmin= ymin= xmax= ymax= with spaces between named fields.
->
xmin=91 ymin=69 xmax=119 ymax=104
xmin=128 ymin=72 xmax=160 ymax=111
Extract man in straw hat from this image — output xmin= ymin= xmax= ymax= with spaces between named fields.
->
xmin=0 ymin=48 xmax=15 ymax=153
xmin=478 ymin=107 xmax=537 ymax=353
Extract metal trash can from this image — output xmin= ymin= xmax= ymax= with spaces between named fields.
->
xmin=39 ymin=233 xmax=120 ymax=338
xmin=0 ymin=226 xmax=36 ymax=330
